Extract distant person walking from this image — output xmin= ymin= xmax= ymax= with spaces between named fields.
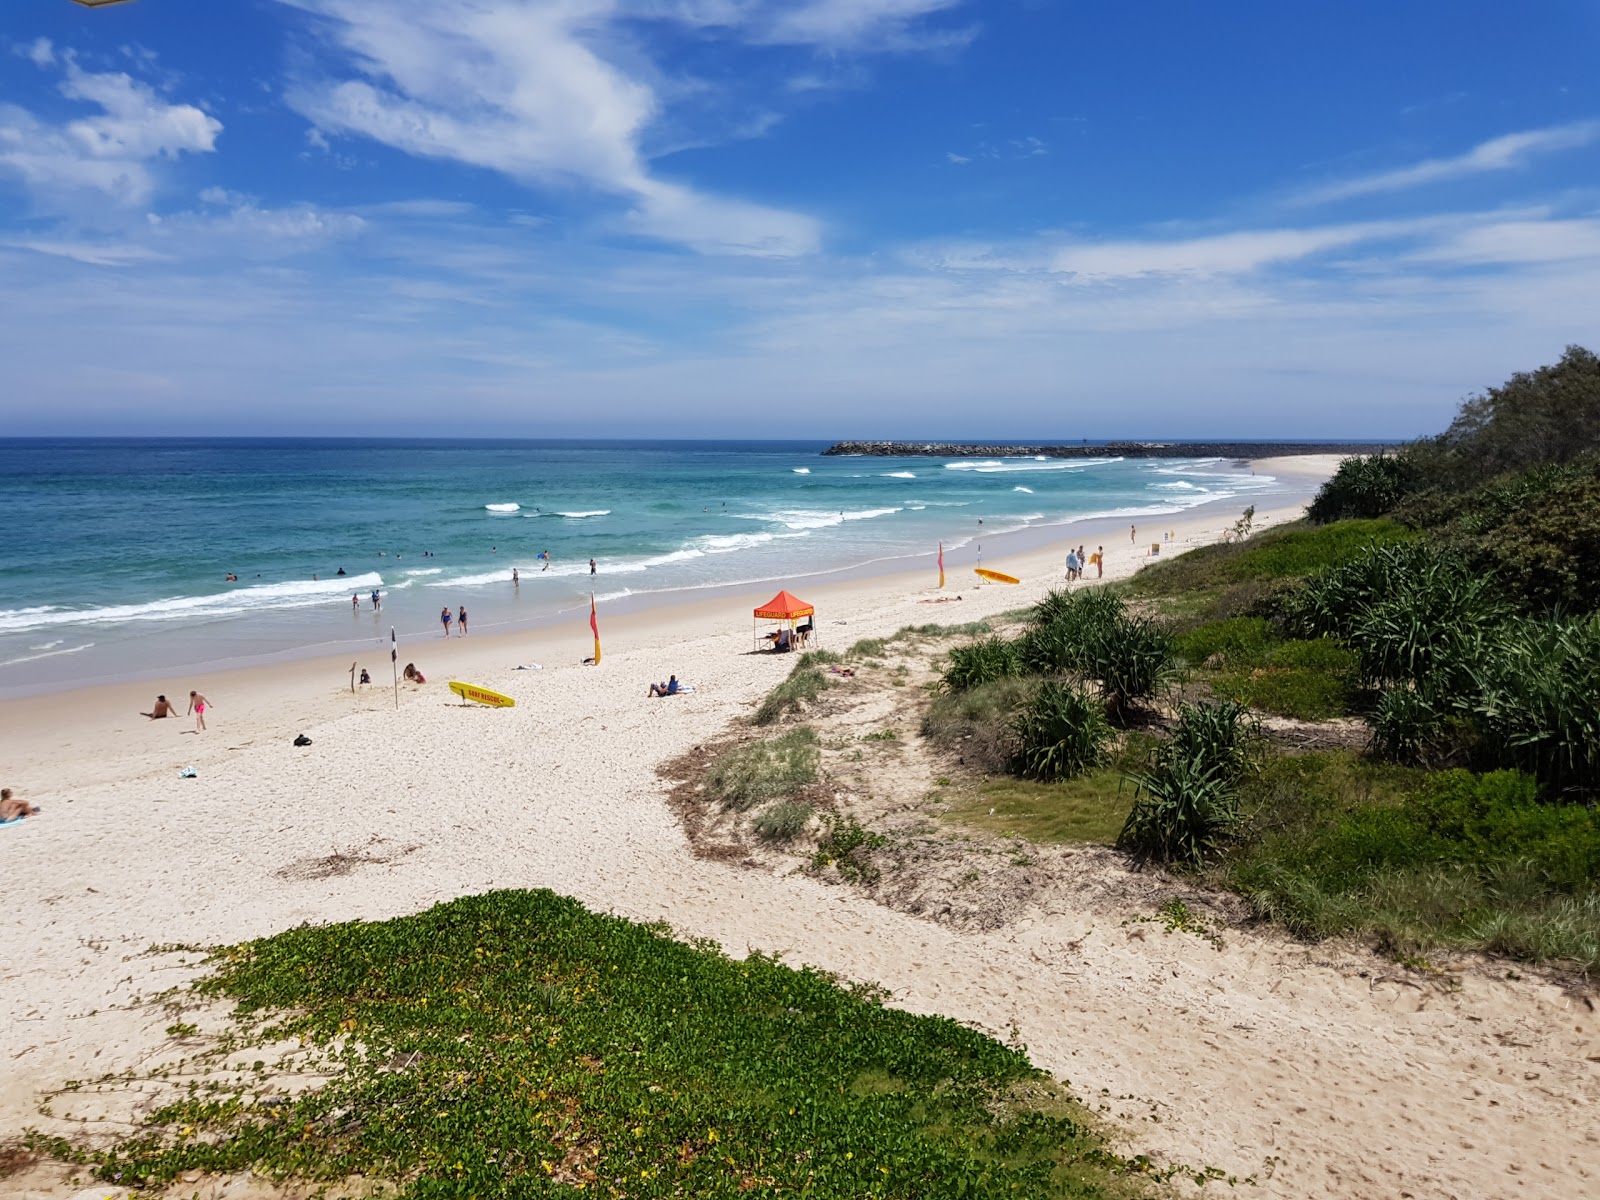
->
xmin=512 ymin=567 xmax=519 ymax=587
xmin=352 ymin=594 xmax=359 ymax=611
xmin=457 ymin=606 xmax=468 ymax=637
xmin=1130 ymin=524 xmax=1137 ymax=543
xmin=371 ymin=588 xmax=381 ymax=610
xmin=440 ymin=607 xmax=453 ymax=637
xmin=589 ymin=558 xmax=597 ymax=576
xmin=187 ymin=690 xmax=210 ymax=733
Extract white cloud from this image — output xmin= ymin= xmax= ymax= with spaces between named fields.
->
xmin=0 ymin=58 xmax=220 ymax=206
xmin=763 ymin=0 xmax=967 ymax=49
xmin=280 ymin=0 xmax=820 ymax=255
xmin=22 ymin=37 xmax=55 ymax=67
xmin=1295 ymin=120 xmax=1600 ymax=205
xmin=4 ymin=238 xmax=163 ymax=266
xmin=946 ymin=151 xmax=969 ymax=164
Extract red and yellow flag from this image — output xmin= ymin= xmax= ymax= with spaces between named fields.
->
xmin=937 ymin=542 xmax=945 ymax=588
xmin=589 ymin=594 xmax=602 ymax=665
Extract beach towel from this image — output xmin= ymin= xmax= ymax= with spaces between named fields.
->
xmin=179 ymin=766 xmax=197 ymax=778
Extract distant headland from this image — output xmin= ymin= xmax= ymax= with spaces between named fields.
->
xmin=821 ymin=440 xmax=1388 ymax=458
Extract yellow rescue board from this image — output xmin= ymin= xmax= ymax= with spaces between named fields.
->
xmin=973 ymin=568 xmax=1021 ymax=584
xmin=449 ymin=680 xmax=516 ymax=707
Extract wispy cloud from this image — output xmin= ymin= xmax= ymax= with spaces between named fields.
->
xmin=279 ymin=0 xmax=832 ymax=256
xmin=0 ymin=55 xmax=221 ymax=207
xmin=1294 ymin=120 xmax=1600 ymax=205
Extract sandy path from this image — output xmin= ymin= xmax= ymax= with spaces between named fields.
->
xmin=4 ymin=489 xmax=1596 ymax=1200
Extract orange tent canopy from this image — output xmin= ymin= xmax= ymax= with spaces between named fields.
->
xmin=754 ymin=589 xmax=814 ymax=620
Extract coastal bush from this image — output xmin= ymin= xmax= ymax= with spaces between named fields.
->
xmin=1009 ymin=682 xmax=1113 ymax=782
xmin=49 ymin=890 xmax=1137 ymax=1197
xmin=1224 ymin=767 xmax=1600 ymax=967
xmin=1030 ymin=586 xmax=1125 ymax=630
xmin=752 ymin=799 xmax=814 ymax=842
xmin=1367 ymin=687 xmax=1465 ymax=768
xmin=1116 ymin=703 xmax=1257 ymax=867
xmin=898 ymin=621 xmax=993 ymax=638
xmin=1078 ymin=614 xmax=1174 ymax=721
xmin=1306 ymin=454 xmax=1420 ymax=523
xmin=1172 ymin=617 xmax=1275 ymax=670
xmin=941 ymin=636 xmax=1022 ymax=691
xmin=705 ymin=727 xmax=820 ymax=811
xmin=1466 ymin=615 xmax=1600 ymax=798
xmin=1211 ymin=639 xmax=1359 ymax=721
xmin=753 ymin=664 xmax=829 ymax=725
xmin=798 ymin=648 xmax=843 ymax=668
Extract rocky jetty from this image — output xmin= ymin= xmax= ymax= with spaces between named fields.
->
xmin=821 ymin=440 xmax=1388 ymax=459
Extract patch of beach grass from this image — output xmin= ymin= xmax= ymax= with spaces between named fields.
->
xmin=34 ymin=891 xmax=1150 ymax=1198
xmin=752 ymin=799 xmax=814 ymax=843
xmin=753 ymin=664 xmax=829 ymax=725
xmin=705 ymin=727 xmax=820 ymax=811
xmin=945 ymin=774 xmax=1135 ymax=845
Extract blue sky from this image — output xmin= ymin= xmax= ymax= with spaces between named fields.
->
xmin=2 ymin=0 xmax=1597 ymax=438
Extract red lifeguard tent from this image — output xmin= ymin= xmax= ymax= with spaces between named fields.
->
xmin=754 ymin=589 xmax=816 ymax=651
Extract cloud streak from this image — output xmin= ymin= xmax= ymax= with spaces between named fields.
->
xmin=1295 ymin=120 xmax=1600 ymax=205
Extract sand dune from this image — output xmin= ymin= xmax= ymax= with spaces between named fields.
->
xmin=3 ymin=483 xmax=1594 ymax=1200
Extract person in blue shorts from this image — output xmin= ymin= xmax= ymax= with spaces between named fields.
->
xmin=440 ymin=607 xmax=452 ymax=637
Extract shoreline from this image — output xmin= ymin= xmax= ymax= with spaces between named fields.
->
xmin=0 ymin=459 xmax=1326 ymax=701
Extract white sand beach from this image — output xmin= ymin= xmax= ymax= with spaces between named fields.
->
xmin=3 ymin=473 xmax=1596 ymax=1200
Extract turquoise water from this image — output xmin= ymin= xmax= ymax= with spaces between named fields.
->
xmin=0 ymin=439 xmax=1293 ymax=693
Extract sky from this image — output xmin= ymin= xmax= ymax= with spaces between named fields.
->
xmin=1 ymin=0 xmax=1597 ymax=439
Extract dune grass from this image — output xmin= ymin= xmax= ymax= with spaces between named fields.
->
xmin=945 ymin=774 xmax=1135 ymax=845
xmin=706 ymin=727 xmax=820 ymax=811
xmin=35 ymin=891 xmax=1151 ymax=1198
xmin=753 ymin=664 xmax=829 ymax=725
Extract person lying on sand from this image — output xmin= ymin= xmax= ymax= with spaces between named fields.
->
xmin=647 ymin=675 xmax=681 ymax=697
xmin=917 ymin=595 xmax=963 ymax=604
xmin=142 ymin=694 xmax=179 ymax=719
xmin=1 ymin=788 xmax=40 ymax=822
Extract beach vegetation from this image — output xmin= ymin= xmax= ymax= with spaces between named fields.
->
xmin=753 ymin=664 xmax=830 ymax=725
xmin=846 ymin=637 xmax=887 ymax=658
xmin=1117 ymin=703 xmax=1258 ymax=868
xmin=921 ymin=676 xmax=1036 ymax=772
xmin=1306 ymin=453 xmax=1420 ymax=523
xmin=37 ymin=891 xmax=1153 ymax=1197
xmin=752 ymin=799 xmax=814 ymax=842
xmin=941 ymin=636 xmax=1022 ymax=691
xmin=1010 ymin=682 xmax=1114 ymax=782
xmin=810 ymin=814 xmax=891 ymax=884
xmin=705 ymin=727 xmax=820 ymax=811
xmin=797 ymin=648 xmax=843 ymax=668
xmin=942 ymin=774 xmax=1135 ymax=845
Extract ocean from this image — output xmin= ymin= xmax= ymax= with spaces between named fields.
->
xmin=0 ymin=438 xmax=1294 ymax=694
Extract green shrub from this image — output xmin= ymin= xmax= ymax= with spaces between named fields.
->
xmin=706 ymin=727 xmax=820 ymax=811
xmin=1368 ymin=687 xmax=1465 ymax=767
xmin=1467 ymin=615 xmax=1600 ymax=798
xmin=847 ymin=638 xmax=887 ymax=658
xmin=1306 ymin=454 xmax=1420 ymax=523
xmin=898 ymin=621 xmax=993 ymax=638
xmin=753 ymin=664 xmax=829 ymax=725
xmin=798 ymin=648 xmax=843 ymax=668
xmin=1163 ymin=700 xmax=1259 ymax=780
xmin=1079 ymin=614 xmax=1174 ymax=720
xmin=941 ymin=636 xmax=1022 ymax=691
xmin=753 ymin=799 xmax=814 ymax=842
xmin=1118 ymin=756 xmax=1239 ymax=868
xmin=1009 ymin=682 xmax=1113 ymax=782
xmin=1030 ymin=586 xmax=1125 ymax=629
xmin=61 ymin=890 xmax=1133 ymax=1198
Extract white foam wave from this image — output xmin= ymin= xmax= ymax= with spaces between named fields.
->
xmin=485 ymin=502 xmax=521 ymax=512
xmin=0 ymin=641 xmax=95 ymax=668
xmin=1152 ymin=481 xmax=1203 ymax=491
xmin=1012 ymin=486 xmax=1034 ymax=493
xmin=881 ymin=471 xmax=916 ymax=479
xmin=0 ymin=573 xmax=386 ymax=634
xmin=555 ymin=510 xmax=610 ymax=518
xmin=758 ymin=506 xmax=901 ymax=531
xmin=29 ymin=639 xmax=64 ymax=651
xmin=944 ymin=457 xmax=1123 ymax=473
xmin=404 ymin=567 xmax=443 ymax=576
xmin=791 ymin=467 xmax=811 ymax=474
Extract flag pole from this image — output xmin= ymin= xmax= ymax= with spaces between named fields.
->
xmin=390 ymin=626 xmax=399 ymax=709
xmin=590 ymin=593 xmax=602 ymax=665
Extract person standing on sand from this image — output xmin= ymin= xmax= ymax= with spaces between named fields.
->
xmin=1096 ymin=546 xmax=1104 ymax=578
xmin=458 ymin=605 xmax=468 ymax=637
xmin=1065 ymin=549 xmax=1079 ymax=580
xmin=1130 ymin=524 xmax=1137 ymax=543
xmin=440 ymin=607 xmax=452 ymax=637
xmin=187 ymin=691 xmax=210 ymax=732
